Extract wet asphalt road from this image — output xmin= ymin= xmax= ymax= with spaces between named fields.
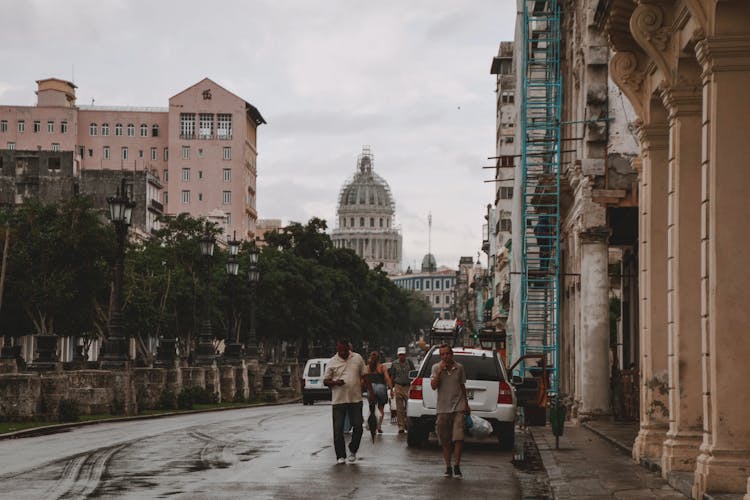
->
xmin=0 ymin=403 xmax=542 ymax=499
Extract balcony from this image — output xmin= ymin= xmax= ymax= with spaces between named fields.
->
xmin=179 ymin=133 xmax=195 ymax=140
xmin=149 ymin=199 xmax=164 ymax=213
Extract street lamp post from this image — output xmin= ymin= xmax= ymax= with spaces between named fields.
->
xmin=222 ymin=235 xmax=242 ymax=361
xmin=245 ymin=244 xmax=260 ymax=358
xmin=194 ymin=227 xmax=216 ymax=365
xmin=100 ymin=178 xmax=135 ymax=368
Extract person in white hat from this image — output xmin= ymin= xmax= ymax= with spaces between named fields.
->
xmin=388 ymin=347 xmax=415 ymax=433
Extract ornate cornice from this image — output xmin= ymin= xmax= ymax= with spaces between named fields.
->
xmin=659 ymin=84 xmax=702 ymax=120
xmin=597 ymin=0 xmax=638 ymax=53
xmin=610 ymin=51 xmax=647 ymax=118
xmin=630 ymin=3 xmax=674 ymax=82
xmin=580 ymin=227 xmax=612 ymax=244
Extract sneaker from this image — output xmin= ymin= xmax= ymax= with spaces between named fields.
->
xmin=453 ymin=465 xmax=462 ymax=479
xmin=398 ymin=429 xmax=405 ymax=434
xmin=443 ymin=466 xmax=453 ymax=478
xmin=377 ymin=428 xmax=383 ymax=434
xmin=337 ymin=457 xmax=346 ymax=464
xmin=347 ymin=452 xmax=357 ymax=463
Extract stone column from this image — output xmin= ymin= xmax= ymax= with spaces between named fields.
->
xmin=633 ymin=123 xmax=670 ymax=463
xmin=660 ymin=83 xmax=704 ymax=474
xmin=693 ymin=34 xmax=750 ymax=497
xmin=578 ymin=227 xmax=611 ymax=418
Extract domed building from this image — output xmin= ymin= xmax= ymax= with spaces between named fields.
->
xmin=332 ymin=146 xmax=402 ymax=275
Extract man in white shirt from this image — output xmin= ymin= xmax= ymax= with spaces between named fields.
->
xmin=324 ymin=338 xmax=371 ymax=464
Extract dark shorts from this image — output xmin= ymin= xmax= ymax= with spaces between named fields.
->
xmin=436 ymin=412 xmax=465 ymax=445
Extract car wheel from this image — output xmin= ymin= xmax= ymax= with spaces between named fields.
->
xmin=497 ymin=421 xmax=515 ymax=451
xmin=407 ymin=419 xmax=428 ymax=448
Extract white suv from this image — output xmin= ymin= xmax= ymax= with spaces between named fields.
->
xmin=406 ymin=346 xmax=517 ymax=450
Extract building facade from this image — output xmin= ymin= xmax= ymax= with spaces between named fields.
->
xmin=0 ymin=77 xmax=265 ymax=241
xmin=390 ymin=255 xmax=456 ymax=320
xmin=331 ymin=146 xmax=402 ymax=274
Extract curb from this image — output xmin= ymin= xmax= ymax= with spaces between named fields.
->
xmin=581 ymin=422 xmax=633 ymax=455
xmin=0 ymin=397 xmax=302 ymax=440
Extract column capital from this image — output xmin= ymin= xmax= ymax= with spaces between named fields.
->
xmin=696 ymin=35 xmax=750 ymax=80
xmin=580 ymin=227 xmax=611 ymax=244
xmin=636 ymin=123 xmax=669 ymax=151
xmin=659 ymin=84 xmax=702 ymax=119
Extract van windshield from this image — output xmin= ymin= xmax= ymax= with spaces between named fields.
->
xmin=421 ymin=353 xmax=502 ymax=382
xmin=308 ymin=363 xmax=322 ymax=377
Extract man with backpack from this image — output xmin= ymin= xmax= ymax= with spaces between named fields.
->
xmin=389 ymin=347 xmax=414 ymax=434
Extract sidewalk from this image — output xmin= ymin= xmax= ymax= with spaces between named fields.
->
xmin=531 ymin=421 xmax=687 ymax=499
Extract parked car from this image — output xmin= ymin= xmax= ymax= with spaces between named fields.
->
xmin=302 ymin=358 xmax=331 ymax=405
xmin=406 ymin=345 xmax=517 ymax=450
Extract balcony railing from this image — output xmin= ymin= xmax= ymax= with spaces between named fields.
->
xmin=149 ymin=199 xmax=164 ymax=212
xmin=179 ymin=133 xmax=195 ymax=140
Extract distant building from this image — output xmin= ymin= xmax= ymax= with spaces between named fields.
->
xmin=331 ymin=146 xmax=402 ymax=274
xmin=390 ymin=254 xmax=456 ymax=320
xmin=256 ymin=218 xmax=283 ymax=247
xmin=0 ymin=77 xmax=265 ymax=240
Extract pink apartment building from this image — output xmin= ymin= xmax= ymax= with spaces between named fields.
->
xmin=0 ymin=78 xmax=265 ymax=240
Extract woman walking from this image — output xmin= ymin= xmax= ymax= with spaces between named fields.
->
xmin=365 ymin=351 xmax=393 ymax=434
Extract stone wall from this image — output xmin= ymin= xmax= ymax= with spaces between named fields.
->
xmin=0 ymin=360 xmax=300 ymax=421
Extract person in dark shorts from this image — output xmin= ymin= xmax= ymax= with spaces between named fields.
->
xmin=430 ymin=344 xmax=470 ymax=478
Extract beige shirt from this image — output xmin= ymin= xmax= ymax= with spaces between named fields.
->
xmin=325 ymin=352 xmax=366 ymax=404
xmin=431 ymin=362 xmax=467 ymax=413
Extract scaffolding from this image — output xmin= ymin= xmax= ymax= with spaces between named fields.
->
xmin=519 ymin=0 xmax=562 ymax=397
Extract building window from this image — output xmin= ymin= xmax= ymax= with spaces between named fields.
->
xmin=445 ymin=279 xmax=450 ymax=289
xmin=33 ymin=120 xmax=41 ymax=133
xmin=163 ymin=148 xmax=168 ymax=161
xmin=499 ymin=187 xmax=513 ymax=199
xmin=446 ymin=295 xmax=450 ymax=304
xmin=500 ymin=155 xmax=514 ymax=168
xmin=17 ymin=120 xmax=25 ymax=133
xmin=47 ymin=120 xmax=54 ymax=133
xmin=350 ymin=217 xmax=354 ymax=227
xmin=0 ymin=120 xmax=7 ymax=132
xmin=104 ymin=146 xmax=110 ymax=159
xmin=500 ymin=218 xmax=512 ymax=232
xmin=151 ymin=147 xmax=157 ymax=161
xmin=370 ymin=218 xmax=374 ymax=227
xmin=60 ymin=120 xmax=68 ymax=133
xmin=181 ymin=190 xmax=190 ymax=204
xmin=115 ymin=123 xmax=123 ymax=136
xmin=127 ymin=124 xmax=135 ymax=136
xmin=89 ymin=123 xmax=97 ymax=136
xmin=121 ymin=147 xmax=128 ymax=160
xmin=163 ymin=169 xmax=168 ymax=182
xmin=217 ymin=114 xmax=232 ymax=139
xmin=226 ymin=213 xmax=231 ymax=225
xmin=7 ymin=142 xmax=15 ymax=150
xmin=379 ymin=218 xmax=383 ymax=227
xmin=199 ymin=113 xmax=213 ymax=139
xmin=182 ymin=146 xmax=190 ymax=160
xmin=51 ymin=143 xmax=60 ymax=152
xmin=198 ymin=193 xmax=203 ymax=201
xmin=415 ymin=280 xmax=421 ymax=290
xmin=223 ymin=147 xmax=231 ymax=160
xmin=88 ymin=148 xmax=93 ymax=157
xmin=152 ymin=124 xmax=159 ymax=137
xmin=78 ymin=146 xmax=84 ymax=157
xmin=140 ymin=124 xmax=148 ymax=137
xmin=180 ymin=113 xmax=195 ymax=139
xmin=139 ymin=150 xmax=144 ymax=158
xmin=182 ymin=168 xmax=190 ymax=181
xmin=435 ymin=296 xmax=440 ymax=304
xmin=425 ymin=280 xmax=431 ymax=290
xmin=223 ymin=191 xmax=231 ymax=204
xmin=223 ymin=168 xmax=231 ymax=182
xmin=435 ymin=280 xmax=441 ymax=289
xmin=360 ymin=217 xmax=364 ymax=227
xmin=100 ymin=122 xmax=109 ymax=136
xmin=198 ymin=170 xmax=203 ymax=179
xmin=163 ymin=192 xmax=168 ymax=205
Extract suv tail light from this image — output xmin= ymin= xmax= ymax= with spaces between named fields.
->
xmin=409 ymin=377 xmax=423 ymax=400
xmin=498 ymin=381 xmax=513 ymax=404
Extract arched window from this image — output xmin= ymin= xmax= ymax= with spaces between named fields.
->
xmin=140 ymin=124 xmax=148 ymax=137
xmin=127 ymin=124 xmax=135 ymax=136
xmin=89 ymin=123 xmax=97 ymax=136
xmin=152 ymin=124 xmax=160 ymax=137
xmin=115 ymin=123 xmax=123 ymax=136
xmin=101 ymin=123 xmax=109 ymax=136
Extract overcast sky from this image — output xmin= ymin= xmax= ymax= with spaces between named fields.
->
xmin=1 ymin=0 xmax=516 ymax=270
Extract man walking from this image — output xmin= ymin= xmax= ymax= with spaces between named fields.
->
xmin=389 ymin=347 xmax=414 ymax=434
xmin=430 ymin=344 xmax=470 ymax=478
xmin=324 ymin=339 xmax=370 ymax=464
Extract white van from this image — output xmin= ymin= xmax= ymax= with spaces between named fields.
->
xmin=302 ymin=358 xmax=331 ymax=405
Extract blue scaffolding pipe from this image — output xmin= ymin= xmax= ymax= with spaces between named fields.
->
xmin=519 ymin=0 xmax=562 ymax=398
